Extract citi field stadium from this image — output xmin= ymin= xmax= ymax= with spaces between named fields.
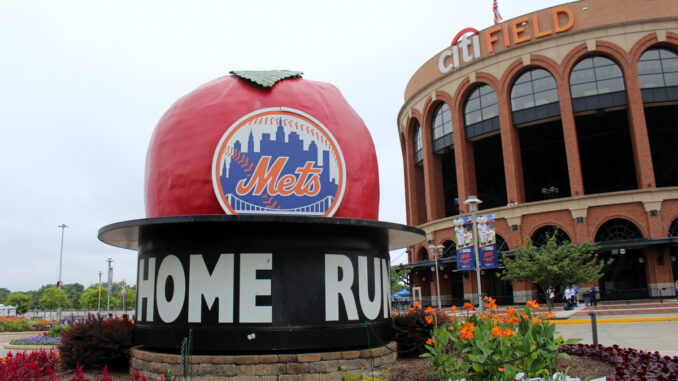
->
xmin=398 ymin=0 xmax=678 ymax=306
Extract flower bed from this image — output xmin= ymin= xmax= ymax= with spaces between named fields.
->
xmin=0 ymin=316 xmax=58 ymax=332
xmin=9 ymin=334 xmax=61 ymax=346
xmin=561 ymin=343 xmax=678 ymax=380
xmin=421 ymin=298 xmax=580 ymax=380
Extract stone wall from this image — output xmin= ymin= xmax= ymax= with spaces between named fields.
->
xmin=130 ymin=341 xmax=397 ymax=381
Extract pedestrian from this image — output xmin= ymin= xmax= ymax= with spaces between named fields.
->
xmin=572 ymin=284 xmax=579 ymax=306
xmin=674 ymin=279 xmax=678 ymax=303
xmin=590 ymin=286 xmax=597 ymax=306
xmin=564 ymin=286 xmax=572 ymax=310
xmin=547 ymin=285 xmax=555 ymax=308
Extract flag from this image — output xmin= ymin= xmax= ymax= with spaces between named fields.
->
xmin=493 ymin=0 xmax=503 ymax=24
xmin=121 ymin=280 xmax=127 ymax=301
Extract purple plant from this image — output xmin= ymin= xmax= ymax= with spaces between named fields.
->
xmin=10 ymin=335 xmax=62 ymax=346
xmin=562 ymin=343 xmax=678 ymax=380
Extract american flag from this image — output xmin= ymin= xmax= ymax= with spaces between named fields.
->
xmin=493 ymin=0 xmax=503 ymax=24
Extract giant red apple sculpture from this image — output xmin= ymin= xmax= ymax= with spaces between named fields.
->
xmin=145 ymin=70 xmax=379 ymax=220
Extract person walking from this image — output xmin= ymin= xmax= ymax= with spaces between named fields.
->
xmin=590 ymin=286 xmax=597 ymax=306
xmin=674 ymin=279 xmax=678 ymax=303
xmin=572 ymin=284 xmax=579 ymax=306
xmin=564 ymin=286 xmax=572 ymax=310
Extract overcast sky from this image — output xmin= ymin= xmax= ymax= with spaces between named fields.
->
xmin=0 ymin=0 xmax=566 ymax=292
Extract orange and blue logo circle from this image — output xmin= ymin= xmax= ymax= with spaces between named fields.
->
xmin=212 ymin=107 xmax=346 ymax=216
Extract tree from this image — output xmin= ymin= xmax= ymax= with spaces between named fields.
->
xmin=39 ymin=287 xmax=68 ymax=310
xmin=6 ymin=292 xmax=32 ymax=314
xmin=78 ymin=287 xmax=100 ymax=309
xmin=499 ymin=231 xmax=610 ymax=311
xmin=0 ymin=288 xmax=11 ymax=304
xmin=61 ymin=283 xmax=84 ymax=308
xmin=390 ymin=267 xmax=411 ymax=293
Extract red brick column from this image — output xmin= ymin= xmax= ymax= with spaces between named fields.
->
xmin=645 ymin=247 xmax=676 ymax=297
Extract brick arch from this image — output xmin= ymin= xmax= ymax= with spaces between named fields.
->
xmin=420 ymin=96 xmax=434 ymax=133
xmin=526 ymin=223 xmax=573 ymax=244
xmin=561 ymin=40 xmax=632 ymax=83
xmin=629 ymin=32 xmax=678 ymax=62
xmin=500 ymin=55 xmax=563 ymax=96
xmin=404 ymin=109 xmax=423 ymax=141
xmin=422 ymin=95 xmax=453 ymax=137
xmin=591 ymin=215 xmax=648 ymax=240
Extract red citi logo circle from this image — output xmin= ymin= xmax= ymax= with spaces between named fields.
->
xmin=212 ymin=107 xmax=346 ymax=216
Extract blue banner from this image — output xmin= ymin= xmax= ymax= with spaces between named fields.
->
xmin=477 ymin=214 xmax=499 ymax=269
xmin=454 ymin=217 xmax=475 ymax=271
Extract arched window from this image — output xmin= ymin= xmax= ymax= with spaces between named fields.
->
xmin=464 ymin=84 xmax=499 ymax=139
xmin=638 ymin=48 xmax=678 ymax=103
xmin=570 ymin=56 xmax=626 ymax=112
xmin=594 ymin=219 xmax=643 ymax=242
xmin=419 ymin=246 xmax=429 ymax=261
xmin=670 ymin=218 xmax=678 ymax=237
xmin=531 ymin=226 xmax=570 ymax=247
xmin=431 ymin=103 xmax=453 ymax=152
xmin=413 ymin=121 xmax=423 ymax=165
xmin=442 ymin=240 xmax=456 ymax=258
xmin=496 ymin=234 xmax=509 ymax=253
xmin=511 ymin=68 xmax=560 ymax=125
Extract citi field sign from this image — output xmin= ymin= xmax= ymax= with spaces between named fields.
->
xmin=99 ymin=71 xmax=424 ymax=353
xmin=438 ymin=7 xmax=574 ymax=74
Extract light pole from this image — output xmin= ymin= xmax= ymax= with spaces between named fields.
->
xmin=428 ymin=243 xmax=444 ymax=309
xmin=464 ymin=195 xmax=484 ymax=314
xmin=57 ymin=224 xmax=68 ymax=289
xmin=106 ymin=258 xmax=114 ymax=315
xmin=98 ymin=271 xmax=102 ymax=315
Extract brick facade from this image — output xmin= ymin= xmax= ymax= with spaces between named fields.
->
xmin=399 ymin=0 xmax=678 ymax=305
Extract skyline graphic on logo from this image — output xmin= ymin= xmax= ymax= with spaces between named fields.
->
xmin=212 ymin=108 xmax=346 ymax=216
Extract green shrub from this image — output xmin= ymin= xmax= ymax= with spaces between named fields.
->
xmin=48 ymin=324 xmax=70 ymax=337
xmin=59 ymin=316 xmax=134 ymax=371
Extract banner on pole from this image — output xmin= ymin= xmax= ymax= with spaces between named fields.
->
xmin=477 ymin=214 xmax=499 ymax=269
xmin=108 ymin=267 xmax=113 ymax=296
xmin=121 ymin=280 xmax=127 ymax=301
xmin=454 ymin=217 xmax=475 ymax=271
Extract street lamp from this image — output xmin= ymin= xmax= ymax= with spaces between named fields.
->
xmin=428 ymin=243 xmax=444 ymax=309
xmin=98 ymin=271 xmax=102 ymax=315
xmin=57 ymin=224 xmax=68 ymax=289
xmin=464 ymin=195 xmax=484 ymax=314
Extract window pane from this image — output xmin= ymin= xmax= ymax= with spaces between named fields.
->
xmin=465 ymin=97 xmax=481 ymax=113
xmin=512 ymin=82 xmax=533 ymax=98
xmin=414 ymin=126 xmax=422 ymax=152
xmin=576 ymin=57 xmax=594 ymax=69
xmin=512 ymin=94 xmax=534 ymax=110
xmin=659 ymin=49 xmax=678 ymax=59
xmin=534 ymin=89 xmax=558 ymax=105
xmin=482 ymin=104 xmax=498 ymax=119
xmin=531 ymin=69 xmax=550 ymax=80
xmin=479 ymin=85 xmax=493 ymax=95
xmin=640 ymin=49 xmax=660 ymax=60
xmin=514 ymin=71 xmax=532 ymax=84
xmin=638 ymin=60 xmax=661 ymax=75
xmin=597 ymin=78 xmax=625 ymax=93
xmin=639 ymin=73 xmax=665 ymax=88
xmin=595 ymin=65 xmax=622 ymax=81
xmin=481 ymin=91 xmax=497 ymax=107
xmin=663 ymin=58 xmax=678 ymax=72
xmin=571 ymin=82 xmax=598 ymax=98
xmin=665 ymin=72 xmax=678 ymax=86
xmin=465 ymin=110 xmax=482 ymax=125
xmin=570 ymin=68 xmax=595 ymax=84
xmin=593 ymin=56 xmax=614 ymax=67
xmin=532 ymin=76 xmax=557 ymax=92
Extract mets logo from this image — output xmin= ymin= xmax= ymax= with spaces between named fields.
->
xmin=212 ymin=107 xmax=346 ymax=216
